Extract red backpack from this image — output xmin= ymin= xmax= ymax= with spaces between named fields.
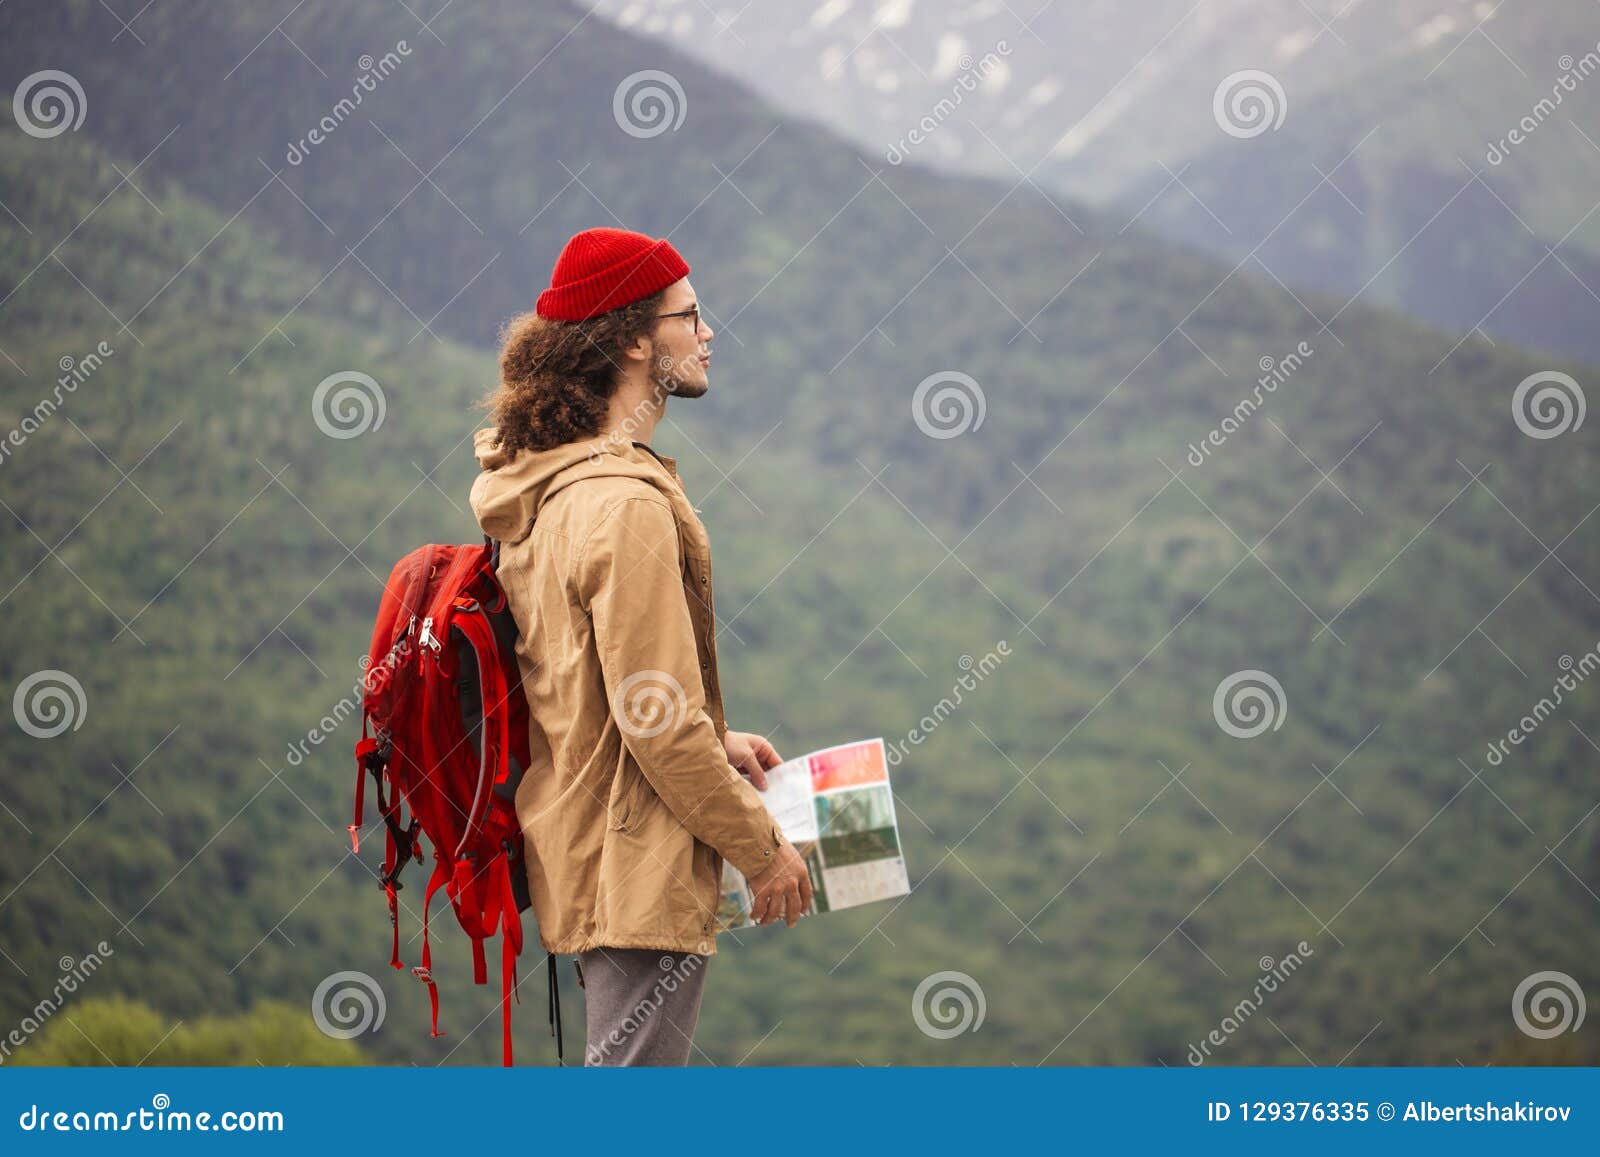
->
xmin=350 ymin=535 xmax=564 ymax=1065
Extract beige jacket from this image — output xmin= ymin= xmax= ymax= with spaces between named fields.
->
xmin=468 ymin=427 xmax=788 ymax=955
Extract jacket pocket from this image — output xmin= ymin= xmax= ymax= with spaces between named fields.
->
xmin=681 ymin=542 xmax=709 ymax=587
xmin=607 ymin=750 xmax=652 ymax=833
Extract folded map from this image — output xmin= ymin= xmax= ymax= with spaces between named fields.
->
xmin=715 ymin=737 xmax=910 ymax=930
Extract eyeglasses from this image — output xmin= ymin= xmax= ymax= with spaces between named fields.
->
xmin=657 ymin=304 xmax=702 ymax=330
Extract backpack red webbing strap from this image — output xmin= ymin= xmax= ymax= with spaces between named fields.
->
xmin=446 ymin=856 xmax=491 ymax=987
xmin=480 ymin=848 xmax=522 ymax=1066
xmin=349 ymin=610 xmax=415 ymax=854
xmin=404 ymin=650 xmax=487 ymax=988
xmin=380 ymin=778 xmax=403 ymax=971
xmin=449 ymin=602 xmax=516 ymax=990
xmin=350 ymin=734 xmax=376 ymax=853
xmin=416 ymin=848 xmax=523 ymax=1063
xmin=415 ymin=858 xmax=451 ymax=1037
xmin=451 ymin=605 xmax=512 ymax=845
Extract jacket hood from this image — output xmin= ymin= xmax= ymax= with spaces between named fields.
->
xmin=468 ymin=427 xmax=676 ymax=544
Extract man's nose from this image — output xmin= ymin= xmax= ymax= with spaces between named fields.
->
xmin=698 ymin=318 xmax=713 ymax=344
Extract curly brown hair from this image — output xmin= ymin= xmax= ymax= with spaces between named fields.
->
xmin=475 ymin=289 xmax=666 ymax=456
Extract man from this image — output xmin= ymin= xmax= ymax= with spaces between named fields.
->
xmin=468 ymin=227 xmax=813 ymax=1066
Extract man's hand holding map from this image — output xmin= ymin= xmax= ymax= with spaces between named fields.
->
xmin=717 ymin=737 xmax=911 ymax=931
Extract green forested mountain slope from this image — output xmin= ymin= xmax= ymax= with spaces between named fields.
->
xmin=0 ymin=1 xmax=1596 ymax=1066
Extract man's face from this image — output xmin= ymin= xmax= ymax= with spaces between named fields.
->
xmin=649 ymin=278 xmax=713 ymax=399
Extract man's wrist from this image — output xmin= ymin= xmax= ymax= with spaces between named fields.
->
xmin=730 ymin=822 xmax=787 ymax=882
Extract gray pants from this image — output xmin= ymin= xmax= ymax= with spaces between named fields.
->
xmin=578 ymin=947 xmax=708 ymax=1066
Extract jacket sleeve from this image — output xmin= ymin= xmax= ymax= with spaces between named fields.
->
xmin=574 ymin=494 xmax=786 ymax=881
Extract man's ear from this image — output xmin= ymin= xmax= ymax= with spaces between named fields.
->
xmin=620 ymin=331 xmax=653 ymax=365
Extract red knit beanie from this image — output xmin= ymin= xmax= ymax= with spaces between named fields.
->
xmin=534 ymin=227 xmax=690 ymax=321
